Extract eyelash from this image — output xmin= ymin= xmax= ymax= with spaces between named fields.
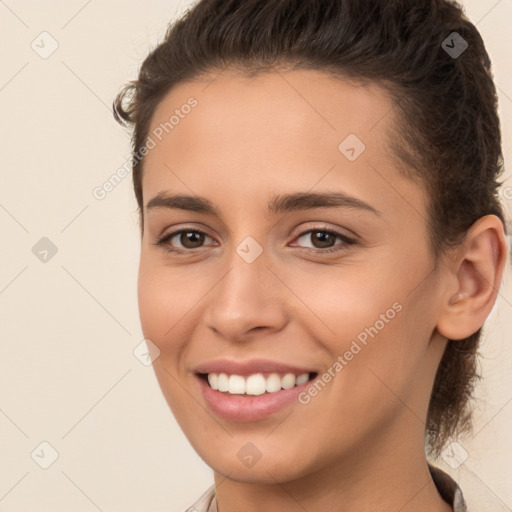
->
xmin=154 ymin=226 xmax=357 ymax=255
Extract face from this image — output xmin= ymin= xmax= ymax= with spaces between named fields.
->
xmin=138 ymin=69 xmax=448 ymax=483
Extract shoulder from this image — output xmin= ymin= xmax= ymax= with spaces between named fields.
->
xmin=183 ymin=484 xmax=216 ymax=512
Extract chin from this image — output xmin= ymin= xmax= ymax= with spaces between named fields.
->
xmin=197 ymin=442 xmax=313 ymax=484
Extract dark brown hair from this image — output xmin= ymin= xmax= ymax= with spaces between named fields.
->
xmin=113 ymin=0 xmax=507 ymax=458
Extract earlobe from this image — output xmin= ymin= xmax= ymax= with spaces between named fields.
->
xmin=436 ymin=215 xmax=509 ymax=341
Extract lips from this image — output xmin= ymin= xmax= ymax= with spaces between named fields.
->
xmin=194 ymin=357 xmax=317 ymax=377
xmin=193 ymin=358 xmax=320 ymax=421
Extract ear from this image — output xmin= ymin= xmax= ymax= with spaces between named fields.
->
xmin=436 ymin=215 xmax=509 ymax=340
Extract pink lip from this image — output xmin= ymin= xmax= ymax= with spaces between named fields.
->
xmin=196 ymin=373 xmax=316 ymax=422
xmin=194 ymin=358 xmax=315 ymax=377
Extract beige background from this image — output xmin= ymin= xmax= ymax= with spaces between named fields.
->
xmin=0 ymin=0 xmax=511 ymax=510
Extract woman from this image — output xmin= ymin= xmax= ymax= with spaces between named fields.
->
xmin=113 ymin=0 xmax=509 ymax=510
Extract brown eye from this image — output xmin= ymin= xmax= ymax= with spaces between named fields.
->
xmin=155 ymin=229 xmax=214 ymax=252
xmin=177 ymin=231 xmax=207 ymax=249
xmin=309 ymin=231 xmax=338 ymax=249
xmin=290 ymin=227 xmax=357 ymax=254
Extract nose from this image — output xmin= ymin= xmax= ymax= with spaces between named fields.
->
xmin=204 ymin=249 xmax=289 ymax=343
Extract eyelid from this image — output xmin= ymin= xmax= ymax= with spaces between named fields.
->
xmin=290 ymin=222 xmax=358 ymax=243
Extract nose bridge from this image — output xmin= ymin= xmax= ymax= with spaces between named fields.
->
xmin=205 ymin=235 xmax=287 ymax=341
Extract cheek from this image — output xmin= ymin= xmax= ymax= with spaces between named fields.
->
xmin=288 ymin=260 xmax=430 ymax=398
xmin=284 ymin=260 xmax=406 ymax=344
xmin=137 ymin=264 xmax=169 ymax=341
xmin=137 ymin=254 xmax=202 ymax=343
xmin=137 ymin=259 xmax=200 ymax=423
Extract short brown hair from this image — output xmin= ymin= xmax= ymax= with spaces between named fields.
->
xmin=113 ymin=0 xmax=507 ymax=458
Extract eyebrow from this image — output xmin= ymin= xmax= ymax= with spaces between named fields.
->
xmin=145 ymin=191 xmax=381 ymax=217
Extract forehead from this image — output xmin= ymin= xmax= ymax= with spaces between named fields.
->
xmin=148 ymin=68 xmax=394 ymax=152
xmin=143 ymin=68 xmax=426 ymax=222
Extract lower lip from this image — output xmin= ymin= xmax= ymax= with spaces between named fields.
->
xmin=196 ymin=375 xmax=314 ymax=422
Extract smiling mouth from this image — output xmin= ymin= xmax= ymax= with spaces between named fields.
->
xmin=198 ymin=371 xmax=318 ymax=396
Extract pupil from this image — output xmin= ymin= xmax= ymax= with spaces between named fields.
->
xmin=314 ymin=231 xmax=333 ymax=248
xmin=182 ymin=231 xmax=204 ymax=248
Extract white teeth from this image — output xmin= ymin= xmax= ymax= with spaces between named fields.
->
xmin=228 ymin=375 xmax=245 ymax=394
xmin=206 ymin=372 xmax=311 ymax=395
xmin=217 ymin=373 xmax=229 ymax=392
xmin=208 ymin=373 xmax=218 ymax=390
xmin=266 ymin=373 xmax=282 ymax=393
xmin=246 ymin=374 xmax=266 ymax=395
xmin=281 ymin=373 xmax=296 ymax=389
xmin=296 ymin=373 xmax=309 ymax=386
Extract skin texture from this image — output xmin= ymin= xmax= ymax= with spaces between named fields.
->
xmin=137 ymin=69 xmax=508 ymax=512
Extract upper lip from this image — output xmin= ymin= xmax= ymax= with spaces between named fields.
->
xmin=194 ymin=358 xmax=316 ymax=376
